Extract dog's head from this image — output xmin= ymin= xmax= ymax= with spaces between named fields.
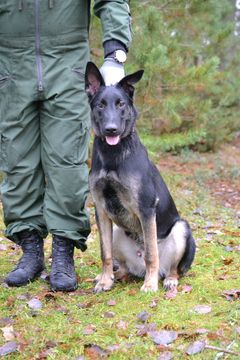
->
xmin=85 ymin=62 xmax=144 ymax=146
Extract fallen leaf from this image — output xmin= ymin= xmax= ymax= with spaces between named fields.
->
xmin=149 ymin=299 xmax=158 ymax=308
xmin=128 ymin=289 xmax=137 ymax=296
xmin=193 ymin=208 xmax=203 ymax=216
xmin=36 ymin=348 xmax=55 ymax=359
xmin=137 ymin=310 xmax=151 ymax=323
xmin=186 ymin=340 xmax=206 ymax=355
xmin=193 ymin=305 xmax=212 ymax=314
xmin=5 ymin=296 xmax=15 ymax=308
xmin=181 ymin=285 xmax=192 ymax=293
xmin=136 ymin=323 xmax=157 ymax=336
xmin=222 ymin=289 xmax=240 ymax=301
xmin=222 ymin=257 xmax=233 ymax=265
xmin=106 ymin=344 xmax=121 ymax=353
xmin=0 ymin=341 xmax=18 ymax=356
xmin=56 ymin=306 xmax=69 ymax=315
xmin=0 ymin=318 xmax=14 ymax=326
xmin=103 ymin=311 xmax=115 ymax=318
xmin=164 ymin=287 xmax=178 ymax=299
xmin=45 ymin=340 xmax=58 ymax=349
xmin=217 ymin=274 xmax=231 ymax=280
xmin=1 ymin=325 xmax=15 ymax=341
xmin=40 ymin=271 xmax=49 ymax=281
xmin=36 ymin=341 xmax=58 ymax=360
xmin=224 ymin=246 xmax=233 ymax=252
xmin=207 ymin=332 xmax=219 ymax=340
xmin=77 ymin=301 xmax=95 ymax=309
xmin=16 ymin=293 xmax=30 ymax=301
xmin=116 ymin=320 xmax=128 ymax=330
xmin=223 ymin=229 xmax=240 ymax=237
xmin=84 ymin=344 xmax=107 ymax=359
xmin=83 ymin=325 xmax=96 ymax=335
xmin=41 ymin=292 xmax=57 ymax=301
xmin=27 ymin=298 xmax=43 ymax=310
xmin=157 ymin=351 xmax=173 ymax=360
xmin=107 ymin=299 xmax=116 ymax=306
xmin=148 ymin=330 xmax=178 ymax=345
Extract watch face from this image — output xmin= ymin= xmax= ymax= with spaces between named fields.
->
xmin=115 ymin=50 xmax=127 ymax=63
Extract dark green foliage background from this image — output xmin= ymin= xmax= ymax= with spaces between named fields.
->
xmin=91 ymin=0 xmax=240 ymax=152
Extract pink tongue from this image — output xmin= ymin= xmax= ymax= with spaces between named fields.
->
xmin=105 ymin=135 xmax=120 ymax=146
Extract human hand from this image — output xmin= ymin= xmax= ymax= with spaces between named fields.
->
xmin=100 ymin=58 xmax=125 ymax=86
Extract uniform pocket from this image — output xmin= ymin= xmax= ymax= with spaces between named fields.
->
xmin=73 ymin=124 xmax=90 ymax=165
xmin=0 ymin=134 xmax=8 ymax=172
xmin=71 ymin=66 xmax=85 ymax=91
xmin=0 ymin=69 xmax=11 ymax=123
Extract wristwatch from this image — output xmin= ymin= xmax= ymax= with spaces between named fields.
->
xmin=113 ymin=50 xmax=127 ymax=64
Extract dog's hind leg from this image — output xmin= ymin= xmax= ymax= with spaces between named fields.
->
xmin=94 ymin=206 xmax=114 ymax=293
xmin=158 ymin=220 xmax=192 ymax=290
xmin=113 ymin=226 xmax=146 ymax=279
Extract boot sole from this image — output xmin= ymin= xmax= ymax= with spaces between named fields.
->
xmin=50 ymin=282 xmax=78 ymax=292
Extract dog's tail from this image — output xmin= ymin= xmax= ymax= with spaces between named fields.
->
xmin=178 ymin=221 xmax=196 ymax=275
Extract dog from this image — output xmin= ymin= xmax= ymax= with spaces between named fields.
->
xmin=85 ymin=62 xmax=196 ymax=293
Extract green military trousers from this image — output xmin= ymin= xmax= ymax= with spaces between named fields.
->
xmin=0 ymin=33 xmax=91 ymax=251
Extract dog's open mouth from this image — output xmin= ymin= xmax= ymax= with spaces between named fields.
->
xmin=105 ymin=135 xmax=120 ymax=146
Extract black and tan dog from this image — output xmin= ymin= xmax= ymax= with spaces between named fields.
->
xmin=85 ymin=62 xmax=196 ymax=293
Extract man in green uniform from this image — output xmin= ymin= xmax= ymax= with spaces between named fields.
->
xmin=0 ymin=0 xmax=131 ymax=291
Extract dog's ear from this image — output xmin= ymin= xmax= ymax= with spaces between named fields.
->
xmin=118 ymin=70 xmax=144 ymax=98
xmin=85 ymin=62 xmax=105 ymax=97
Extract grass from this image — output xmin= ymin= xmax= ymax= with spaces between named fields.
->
xmin=140 ymin=128 xmax=208 ymax=154
xmin=0 ymin=139 xmax=240 ymax=359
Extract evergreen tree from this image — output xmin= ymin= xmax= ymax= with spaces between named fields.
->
xmin=90 ymin=0 xmax=240 ymax=151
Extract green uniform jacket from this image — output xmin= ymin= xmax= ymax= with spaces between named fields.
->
xmin=0 ymin=0 xmax=131 ymax=250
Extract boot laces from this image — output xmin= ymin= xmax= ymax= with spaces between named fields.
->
xmin=15 ymin=237 xmax=43 ymax=271
xmin=52 ymin=238 xmax=74 ymax=276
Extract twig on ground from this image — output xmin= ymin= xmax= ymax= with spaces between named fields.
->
xmin=205 ymin=344 xmax=240 ymax=357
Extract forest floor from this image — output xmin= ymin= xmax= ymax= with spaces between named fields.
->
xmin=0 ymin=138 xmax=239 ymax=359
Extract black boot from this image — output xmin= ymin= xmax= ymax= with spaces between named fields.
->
xmin=5 ymin=230 xmax=45 ymax=287
xmin=50 ymin=235 xmax=77 ymax=292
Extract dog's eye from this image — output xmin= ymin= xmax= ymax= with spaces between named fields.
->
xmin=116 ymin=100 xmax=125 ymax=108
xmin=97 ymin=102 xmax=106 ymax=109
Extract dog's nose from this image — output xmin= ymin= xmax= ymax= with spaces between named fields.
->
xmin=105 ymin=125 xmax=118 ymax=135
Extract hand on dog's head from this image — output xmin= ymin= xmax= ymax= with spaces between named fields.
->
xmin=85 ymin=62 xmax=144 ymax=101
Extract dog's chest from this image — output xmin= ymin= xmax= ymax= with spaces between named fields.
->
xmin=90 ymin=170 xmax=141 ymax=232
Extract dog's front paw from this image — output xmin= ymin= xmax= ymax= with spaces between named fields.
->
xmin=94 ymin=273 xmax=114 ymax=293
xmin=94 ymin=273 xmax=102 ymax=283
xmin=140 ymin=279 xmax=158 ymax=293
xmin=163 ymin=277 xmax=178 ymax=290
